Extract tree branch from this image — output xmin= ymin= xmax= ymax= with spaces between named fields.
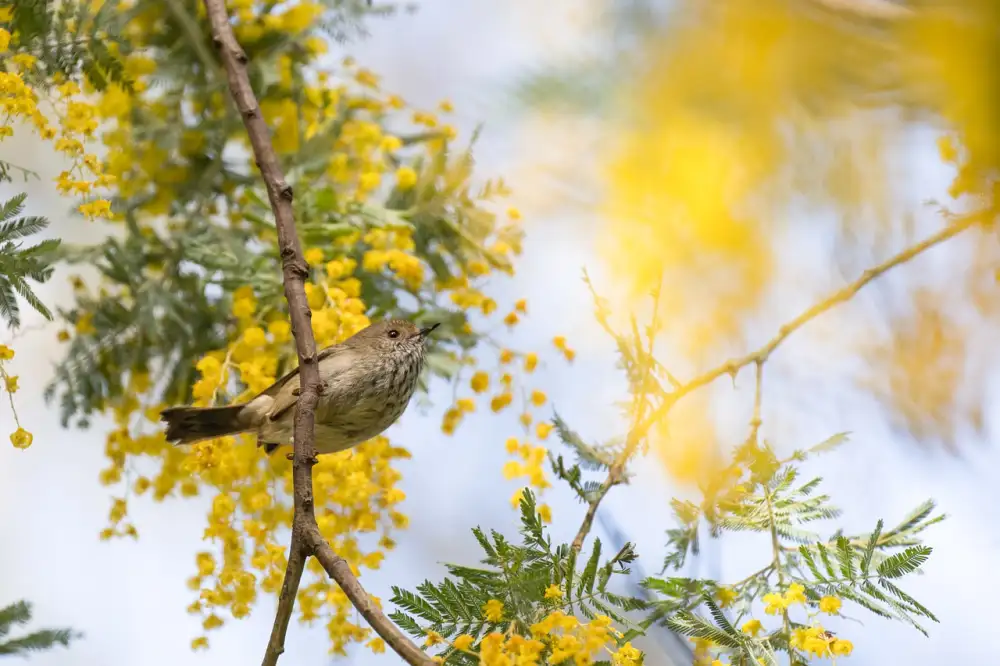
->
xmin=200 ymin=2 xmax=433 ymax=665
xmin=263 ymin=536 xmax=306 ymax=661
xmin=571 ymin=278 xmax=662 ymax=552
xmin=570 ymin=214 xmax=981 ymax=553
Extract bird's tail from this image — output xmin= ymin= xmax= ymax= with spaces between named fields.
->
xmin=160 ymin=405 xmax=250 ymax=445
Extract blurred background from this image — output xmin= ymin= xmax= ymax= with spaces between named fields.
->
xmin=1 ymin=0 xmax=998 ymax=665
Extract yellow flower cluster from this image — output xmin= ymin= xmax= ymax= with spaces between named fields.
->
xmin=1 ymin=344 xmax=31 ymax=449
xmin=0 ymin=36 xmax=115 ymax=220
xmin=439 ymin=605 xmax=641 ymax=666
xmin=440 ymin=328 xmax=567 ymax=511
xmin=360 ymin=228 xmax=425 ymax=290
xmin=789 ymin=625 xmax=853 ymax=659
xmin=762 ymin=582 xmax=807 ymax=615
xmin=728 ymin=590 xmax=852 ymax=662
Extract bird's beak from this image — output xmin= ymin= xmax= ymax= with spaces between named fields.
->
xmin=418 ymin=323 xmax=440 ymax=339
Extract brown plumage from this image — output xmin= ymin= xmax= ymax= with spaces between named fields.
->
xmin=160 ymin=319 xmax=439 ymax=455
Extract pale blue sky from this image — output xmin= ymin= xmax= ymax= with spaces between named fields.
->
xmin=2 ymin=2 xmax=997 ymax=665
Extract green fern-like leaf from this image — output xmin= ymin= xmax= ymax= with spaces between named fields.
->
xmin=665 ymin=610 xmax=742 ymax=649
xmin=876 ymin=546 xmax=931 ymax=579
xmin=0 ymin=195 xmax=59 ymax=329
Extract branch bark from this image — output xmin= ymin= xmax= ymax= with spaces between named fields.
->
xmin=200 ymin=3 xmax=433 ymax=665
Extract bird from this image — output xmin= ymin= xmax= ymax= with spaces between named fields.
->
xmin=160 ymin=319 xmax=439 ymax=455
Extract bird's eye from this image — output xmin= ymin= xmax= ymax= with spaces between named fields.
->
xmin=387 ymin=329 xmax=399 ymax=339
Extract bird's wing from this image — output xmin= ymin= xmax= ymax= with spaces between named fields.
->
xmin=263 ymin=344 xmax=355 ymax=421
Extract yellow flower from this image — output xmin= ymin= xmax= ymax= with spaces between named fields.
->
xmin=499 ymin=348 xmax=514 ymax=364
xmin=413 ymin=111 xmax=437 ymax=127
xmin=0 ymin=28 xmax=10 ymax=53
xmin=784 ymin=582 xmax=807 ymax=605
xmin=456 ymin=398 xmax=475 ymax=413
xmin=741 ymin=619 xmax=762 ymax=637
xmin=715 ymin=586 xmax=737 ymax=608
xmin=75 ymin=312 xmax=96 ymax=335
xmin=367 ymin=638 xmax=386 ymax=654
xmin=3 ymin=375 xmax=18 ymax=393
xmin=762 ymin=592 xmax=788 ymax=615
xmin=268 ymin=319 xmax=290 ymax=343
xmin=711 ymin=661 xmax=729 ymax=666
xmin=503 ymin=311 xmax=519 ymax=327
xmin=395 ymin=166 xmax=418 ymax=189
xmin=438 ymin=99 xmax=454 ymax=113
xmin=10 ymin=427 xmax=33 ymax=449
xmin=831 ymin=638 xmax=853 ymax=656
xmin=232 ymin=297 xmax=255 ymax=319
xmin=279 ymin=1 xmax=323 ymax=33
xmin=530 ymin=390 xmax=547 ymax=407
xmin=505 ymin=437 xmax=519 ymax=453
xmin=483 ymin=599 xmax=504 ymax=622
xmin=544 ymin=584 xmax=563 ymax=599
xmin=202 ymin=614 xmax=223 ymax=630
xmin=507 ymin=206 xmax=522 ymax=220
xmin=424 ymin=630 xmax=443 ymax=647
xmin=552 ymin=336 xmax=576 ymax=361
xmin=453 ymin=634 xmax=474 ymax=651
xmin=242 ymin=326 xmax=267 ymax=348
xmin=490 ymin=393 xmax=513 ymax=412
xmin=470 ymin=371 xmax=489 ymax=393
xmin=380 ymin=135 xmax=402 ymax=152
xmin=358 ymin=171 xmax=381 ymax=191
xmin=819 ymin=595 xmax=842 ymax=614
xmin=191 ymin=636 xmax=209 ymax=650
xmin=502 ymin=461 xmax=524 ymax=480
xmin=78 ymin=199 xmax=113 ymax=220
xmin=538 ymin=503 xmax=552 ymax=523
xmin=524 ymin=353 xmax=538 ymax=372
xmin=355 ymin=68 xmax=380 ymax=88
xmin=613 ymin=643 xmax=642 ymax=666
xmin=304 ymin=248 xmax=324 ymax=265
xmin=535 ymin=422 xmax=553 ymax=440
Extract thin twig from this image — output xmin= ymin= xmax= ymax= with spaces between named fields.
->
xmin=748 ymin=360 xmax=763 ymax=446
xmin=571 ymin=277 xmax=663 ymax=552
xmin=264 ymin=536 xmax=306 ymax=659
xmin=629 ymin=213 xmax=983 ymax=448
xmin=199 ymin=2 xmax=433 ymax=665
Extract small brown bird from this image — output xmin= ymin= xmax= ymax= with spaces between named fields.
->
xmin=160 ymin=319 xmax=439 ymax=455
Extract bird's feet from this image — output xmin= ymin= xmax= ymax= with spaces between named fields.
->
xmin=285 ymin=450 xmax=320 ymax=465
xmin=291 ymin=380 xmax=328 ymax=397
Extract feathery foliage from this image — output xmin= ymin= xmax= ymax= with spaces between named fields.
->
xmin=5 ymin=0 xmax=131 ymax=92
xmin=640 ymin=435 xmax=940 ymax=664
xmin=0 ymin=600 xmax=79 ymax=657
xmin=389 ymin=490 xmax=648 ymax=664
xmin=0 ymin=193 xmax=59 ymax=329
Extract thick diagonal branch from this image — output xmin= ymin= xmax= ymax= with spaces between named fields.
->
xmin=200 ymin=3 xmax=433 ymax=665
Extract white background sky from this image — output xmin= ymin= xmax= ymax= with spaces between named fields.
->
xmin=2 ymin=1 xmax=998 ymax=665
